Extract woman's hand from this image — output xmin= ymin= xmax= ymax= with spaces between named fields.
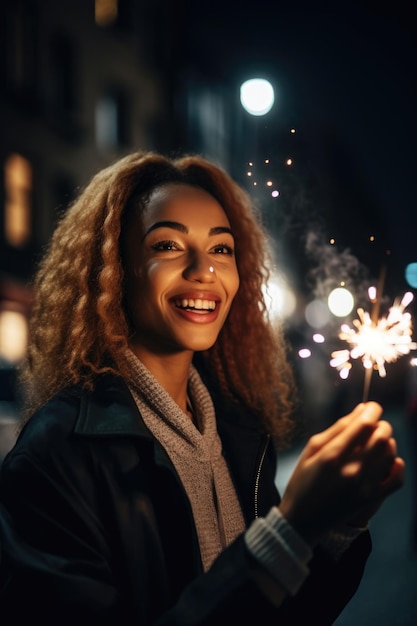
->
xmin=278 ymin=402 xmax=405 ymax=546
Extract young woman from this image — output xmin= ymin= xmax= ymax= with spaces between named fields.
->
xmin=0 ymin=152 xmax=404 ymax=625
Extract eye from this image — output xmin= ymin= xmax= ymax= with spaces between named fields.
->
xmin=212 ymin=243 xmax=235 ymax=255
xmin=151 ymin=239 xmax=180 ymax=252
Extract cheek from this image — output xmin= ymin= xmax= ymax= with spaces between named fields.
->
xmin=221 ymin=272 xmax=239 ymax=318
xmin=145 ymin=263 xmax=170 ymax=297
xmin=229 ymin=268 xmax=240 ymax=298
xmin=133 ymin=266 xmax=174 ymax=315
xmin=132 ymin=260 xmax=160 ymax=291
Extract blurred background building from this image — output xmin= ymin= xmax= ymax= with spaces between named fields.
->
xmin=0 ymin=0 xmax=190 ymax=447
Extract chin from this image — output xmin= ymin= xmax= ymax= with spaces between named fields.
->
xmin=184 ymin=341 xmax=217 ymax=353
xmin=181 ymin=335 xmax=219 ymax=352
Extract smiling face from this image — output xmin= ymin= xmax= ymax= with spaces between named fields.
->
xmin=123 ymin=183 xmax=240 ymax=361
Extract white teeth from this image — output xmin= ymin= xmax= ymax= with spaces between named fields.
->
xmin=175 ymin=298 xmax=216 ymax=311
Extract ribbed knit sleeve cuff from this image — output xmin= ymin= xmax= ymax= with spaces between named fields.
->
xmin=244 ymin=507 xmax=313 ymax=596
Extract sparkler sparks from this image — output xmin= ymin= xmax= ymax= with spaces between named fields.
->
xmin=330 ymin=291 xmax=417 ymax=398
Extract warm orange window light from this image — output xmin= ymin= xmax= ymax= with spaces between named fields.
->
xmin=4 ymin=153 xmax=32 ymax=247
xmin=0 ymin=310 xmax=28 ymax=364
xmin=95 ymin=0 xmax=118 ymax=26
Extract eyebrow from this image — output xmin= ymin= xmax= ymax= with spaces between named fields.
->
xmin=142 ymin=220 xmax=234 ymax=240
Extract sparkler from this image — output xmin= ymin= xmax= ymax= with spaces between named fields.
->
xmin=330 ymin=268 xmax=417 ymax=401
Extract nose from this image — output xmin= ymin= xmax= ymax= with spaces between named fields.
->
xmin=183 ymin=251 xmax=216 ymax=283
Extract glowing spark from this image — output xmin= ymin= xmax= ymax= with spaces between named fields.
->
xmin=330 ymin=292 xmax=417 ymax=380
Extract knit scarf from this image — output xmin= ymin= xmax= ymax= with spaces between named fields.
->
xmin=123 ymin=350 xmax=246 ymax=571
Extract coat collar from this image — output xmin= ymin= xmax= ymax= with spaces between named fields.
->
xmin=73 ymin=374 xmax=152 ymax=438
xmin=70 ymin=372 xmax=276 ymax=522
xmin=72 ymin=371 xmax=266 ymax=444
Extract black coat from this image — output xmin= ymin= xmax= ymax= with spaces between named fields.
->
xmin=0 ymin=373 xmax=371 ymax=625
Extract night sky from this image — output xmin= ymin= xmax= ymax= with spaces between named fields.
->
xmin=183 ymin=0 xmax=416 ymax=300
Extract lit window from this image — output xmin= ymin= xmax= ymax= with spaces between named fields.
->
xmin=4 ymin=153 xmax=32 ymax=247
xmin=96 ymin=97 xmax=118 ymax=149
xmin=95 ymin=91 xmax=128 ymax=150
xmin=0 ymin=309 xmax=28 ymax=364
xmin=95 ymin=0 xmax=118 ymax=26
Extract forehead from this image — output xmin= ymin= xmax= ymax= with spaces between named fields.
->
xmin=143 ymin=183 xmax=230 ymax=226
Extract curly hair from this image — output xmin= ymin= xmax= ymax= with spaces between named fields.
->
xmin=20 ymin=151 xmax=297 ymax=446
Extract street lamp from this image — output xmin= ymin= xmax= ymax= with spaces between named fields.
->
xmin=240 ymin=78 xmax=275 ymax=116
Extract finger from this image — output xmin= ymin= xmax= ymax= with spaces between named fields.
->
xmin=362 ymin=423 xmax=396 ymax=471
xmin=360 ymin=425 xmax=399 ymax=483
xmin=320 ymin=402 xmax=384 ymax=458
xmin=362 ymin=420 xmax=393 ymax=453
xmin=378 ymin=457 xmax=406 ymax=497
xmin=307 ymin=402 xmax=377 ymax=451
xmin=357 ymin=401 xmax=384 ymax=424
xmin=334 ymin=402 xmax=382 ymax=440
xmin=365 ymin=418 xmax=392 ymax=440
xmin=301 ymin=402 xmax=384 ymax=466
xmin=387 ymin=437 xmax=398 ymax=457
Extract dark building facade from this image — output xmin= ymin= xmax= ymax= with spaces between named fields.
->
xmin=0 ymin=0 xmax=193 ymax=366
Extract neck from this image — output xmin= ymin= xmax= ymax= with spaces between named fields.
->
xmin=128 ymin=346 xmax=194 ymax=415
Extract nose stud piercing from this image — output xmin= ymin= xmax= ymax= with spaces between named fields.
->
xmin=209 ymin=266 xmax=214 ymax=273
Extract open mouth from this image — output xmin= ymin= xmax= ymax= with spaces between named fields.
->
xmin=174 ymin=297 xmax=217 ymax=312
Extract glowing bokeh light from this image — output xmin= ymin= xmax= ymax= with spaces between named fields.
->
xmin=327 ymin=287 xmax=355 ymax=317
xmin=305 ymin=299 xmax=331 ymax=328
xmin=263 ymin=272 xmax=296 ymax=321
xmin=240 ymin=79 xmax=275 ymax=116
xmin=299 ymin=348 xmax=311 ymax=359
xmin=405 ymin=262 xmax=417 ymax=288
xmin=0 ymin=310 xmax=28 ymax=363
